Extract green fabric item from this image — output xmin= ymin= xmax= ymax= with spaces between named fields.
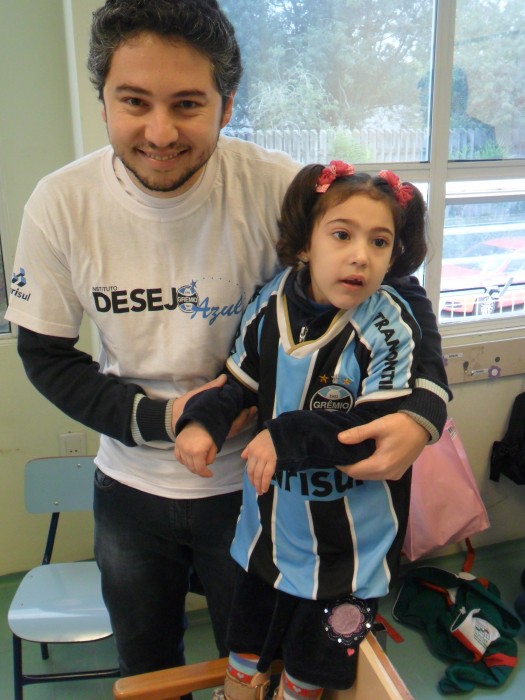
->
xmin=393 ymin=566 xmax=521 ymax=694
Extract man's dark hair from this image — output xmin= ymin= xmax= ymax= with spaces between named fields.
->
xmin=87 ymin=0 xmax=242 ymax=106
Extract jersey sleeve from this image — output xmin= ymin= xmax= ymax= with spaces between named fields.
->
xmin=390 ymin=276 xmax=452 ymax=442
xmin=225 ymin=276 xmax=282 ymax=390
xmin=175 ymin=280 xmax=280 ymax=449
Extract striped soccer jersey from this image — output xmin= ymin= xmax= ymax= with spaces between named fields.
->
xmin=228 ymin=268 xmax=421 ymax=601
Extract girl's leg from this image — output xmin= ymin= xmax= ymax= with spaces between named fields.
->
xmin=225 ymin=652 xmax=271 ymax=700
xmin=278 ymin=670 xmax=323 ymax=700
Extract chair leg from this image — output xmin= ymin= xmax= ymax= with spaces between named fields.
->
xmin=12 ymin=635 xmax=23 ymax=700
xmin=40 ymin=642 xmax=49 ymax=660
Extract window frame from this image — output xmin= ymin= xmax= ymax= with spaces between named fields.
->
xmin=360 ymin=0 xmax=525 ymax=347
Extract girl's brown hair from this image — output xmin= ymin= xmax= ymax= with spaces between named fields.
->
xmin=277 ymin=164 xmax=427 ymax=280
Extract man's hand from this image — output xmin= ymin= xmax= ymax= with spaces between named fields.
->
xmin=242 ymin=429 xmax=277 ymax=495
xmin=337 ymin=413 xmax=430 ymax=481
xmin=174 ymin=422 xmax=217 ymax=478
xmin=171 ymin=375 xmax=228 ymax=432
xmin=227 ymin=406 xmax=258 ymax=439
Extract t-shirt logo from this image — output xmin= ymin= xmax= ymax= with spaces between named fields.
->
xmin=310 ymin=385 xmax=354 ymax=412
xmin=12 ymin=268 xmax=27 ymax=287
xmin=177 ymin=280 xmax=199 ymax=313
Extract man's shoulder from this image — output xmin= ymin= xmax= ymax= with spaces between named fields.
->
xmin=36 ymin=146 xmax=111 ymax=189
xmin=217 ymin=135 xmax=300 ymax=179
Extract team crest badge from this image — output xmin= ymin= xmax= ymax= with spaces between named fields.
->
xmin=310 ymin=385 xmax=354 ymax=412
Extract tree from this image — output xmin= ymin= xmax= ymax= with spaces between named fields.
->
xmin=221 ymin=0 xmax=524 ymax=160
xmin=224 ymin=0 xmax=433 ymax=130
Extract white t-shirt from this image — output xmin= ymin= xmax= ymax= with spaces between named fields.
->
xmin=6 ymin=136 xmax=299 ymax=497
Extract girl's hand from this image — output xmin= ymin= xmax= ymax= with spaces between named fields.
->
xmin=174 ymin=422 xmax=217 ymax=478
xmin=242 ymin=429 xmax=277 ymax=495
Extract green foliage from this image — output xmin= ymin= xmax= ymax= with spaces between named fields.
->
xmin=328 ymin=128 xmax=371 ymax=164
xmin=247 ymin=61 xmax=337 ymax=129
xmin=224 ymin=0 xmax=434 ymax=130
xmin=221 ymin=0 xmax=524 ymax=158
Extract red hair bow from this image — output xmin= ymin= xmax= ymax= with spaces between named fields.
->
xmin=316 ymin=160 xmax=355 ymax=193
xmin=378 ymin=170 xmax=414 ymax=206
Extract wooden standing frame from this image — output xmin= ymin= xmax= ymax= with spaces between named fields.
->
xmin=113 ymin=633 xmax=414 ymax=700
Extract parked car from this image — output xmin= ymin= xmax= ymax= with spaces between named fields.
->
xmin=440 ymin=237 xmax=525 ymax=316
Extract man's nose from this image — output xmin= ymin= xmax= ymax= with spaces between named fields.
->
xmin=144 ymin=108 xmax=179 ymax=147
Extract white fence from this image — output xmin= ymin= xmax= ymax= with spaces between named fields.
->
xmin=224 ymin=126 xmax=515 ymax=163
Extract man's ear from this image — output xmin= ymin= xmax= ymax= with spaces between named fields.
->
xmin=220 ymin=93 xmax=235 ymax=129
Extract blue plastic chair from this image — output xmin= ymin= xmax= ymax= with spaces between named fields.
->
xmin=7 ymin=456 xmax=119 ymax=699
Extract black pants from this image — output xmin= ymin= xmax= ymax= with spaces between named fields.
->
xmin=226 ymin=567 xmax=377 ymax=690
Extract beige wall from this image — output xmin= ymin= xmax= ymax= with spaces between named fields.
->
xmin=0 ymin=0 xmax=99 ymax=574
xmin=445 ymin=375 xmax=525 ymax=554
xmin=0 ymin=1 xmax=524 ymax=577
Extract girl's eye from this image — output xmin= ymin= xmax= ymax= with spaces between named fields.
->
xmin=333 ymin=230 xmax=349 ymax=241
xmin=373 ymin=238 xmax=390 ymax=248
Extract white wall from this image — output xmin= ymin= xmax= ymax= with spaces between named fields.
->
xmin=0 ymin=0 xmax=524 ymax=577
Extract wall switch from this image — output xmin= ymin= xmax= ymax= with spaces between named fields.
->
xmin=59 ymin=431 xmax=87 ymax=456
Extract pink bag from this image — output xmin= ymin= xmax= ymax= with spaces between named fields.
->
xmin=403 ymin=418 xmax=490 ymax=561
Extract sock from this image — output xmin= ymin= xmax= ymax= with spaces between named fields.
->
xmin=227 ymin=652 xmax=260 ymax=684
xmin=281 ymin=670 xmax=323 ymax=700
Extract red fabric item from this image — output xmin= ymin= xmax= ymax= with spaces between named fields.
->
xmin=485 ymin=653 xmax=518 ymax=668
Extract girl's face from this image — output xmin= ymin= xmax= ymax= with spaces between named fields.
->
xmin=302 ymin=193 xmax=395 ymax=309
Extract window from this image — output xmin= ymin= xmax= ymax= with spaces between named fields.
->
xmin=0 ymin=237 xmax=9 ymax=334
xmin=223 ymin=0 xmax=436 ymax=164
xmin=222 ymin=0 xmax=525 ymax=334
xmin=439 ymin=180 xmax=525 ymax=323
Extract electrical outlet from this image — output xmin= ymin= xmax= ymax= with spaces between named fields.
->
xmin=59 ymin=431 xmax=87 ymax=456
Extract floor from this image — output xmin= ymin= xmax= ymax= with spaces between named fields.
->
xmin=1 ymin=539 xmax=524 ymax=699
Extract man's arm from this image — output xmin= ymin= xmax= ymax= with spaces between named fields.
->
xmin=17 ymin=326 xmax=225 ymax=446
xmin=265 ymin=398 xmax=404 ymax=472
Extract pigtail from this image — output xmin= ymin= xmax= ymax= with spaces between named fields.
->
xmin=277 ymin=164 xmax=323 ymax=268
xmin=386 ymin=184 xmax=428 ymax=279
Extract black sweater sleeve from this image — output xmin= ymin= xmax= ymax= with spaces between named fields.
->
xmin=17 ymin=325 xmax=171 ymax=446
xmin=266 ymin=398 xmax=404 ymax=472
xmin=175 ymin=375 xmax=257 ymax=450
xmin=176 ymin=377 xmax=404 ymax=474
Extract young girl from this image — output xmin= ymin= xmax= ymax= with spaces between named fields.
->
xmin=175 ymin=161 xmax=448 ymax=699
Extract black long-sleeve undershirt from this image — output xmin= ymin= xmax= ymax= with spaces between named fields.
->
xmin=17 ymin=327 xmax=168 ymax=446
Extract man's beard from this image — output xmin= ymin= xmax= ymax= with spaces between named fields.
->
xmin=119 ymin=155 xmax=205 ymax=194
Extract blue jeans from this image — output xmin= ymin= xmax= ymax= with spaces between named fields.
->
xmin=93 ymin=468 xmax=242 ymax=676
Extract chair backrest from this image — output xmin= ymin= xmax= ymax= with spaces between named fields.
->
xmin=25 ymin=456 xmax=97 ymax=514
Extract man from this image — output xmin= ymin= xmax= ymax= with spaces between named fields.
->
xmin=5 ymin=0 xmax=449 ymax=678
